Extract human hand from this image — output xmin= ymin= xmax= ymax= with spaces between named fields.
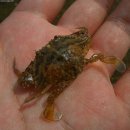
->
xmin=0 ymin=0 xmax=130 ymax=130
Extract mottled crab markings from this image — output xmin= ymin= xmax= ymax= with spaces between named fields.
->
xmin=14 ymin=27 xmax=126 ymax=121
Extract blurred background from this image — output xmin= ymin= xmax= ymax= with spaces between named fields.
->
xmin=0 ymin=0 xmax=129 ymax=82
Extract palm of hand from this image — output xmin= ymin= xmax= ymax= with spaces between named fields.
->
xmin=0 ymin=0 xmax=130 ymax=130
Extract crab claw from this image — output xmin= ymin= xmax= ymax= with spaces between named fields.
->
xmin=43 ymin=103 xmax=62 ymax=121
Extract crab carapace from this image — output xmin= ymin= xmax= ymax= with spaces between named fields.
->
xmin=14 ymin=27 xmax=126 ymax=121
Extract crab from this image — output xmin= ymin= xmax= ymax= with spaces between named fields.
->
xmin=14 ymin=27 xmax=126 ymax=121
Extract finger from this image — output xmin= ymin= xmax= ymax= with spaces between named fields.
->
xmin=0 ymin=0 xmax=67 ymax=70
xmin=57 ymin=66 xmax=122 ymax=129
xmin=92 ymin=0 xmax=130 ymax=73
xmin=114 ymin=68 xmax=130 ymax=111
xmin=58 ymin=0 xmax=114 ymax=34
xmin=13 ymin=0 xmax=65 ymax=22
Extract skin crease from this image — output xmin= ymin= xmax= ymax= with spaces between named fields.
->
xmin=0 ymin=0 xmax=130 ymax=130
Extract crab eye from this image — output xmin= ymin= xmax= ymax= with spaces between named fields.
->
xmin=79 ymin=31 xmax=85 ymax=35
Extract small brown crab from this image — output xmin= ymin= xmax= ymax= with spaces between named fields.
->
xmin=14 ymin=27 xmax=126 ymax=121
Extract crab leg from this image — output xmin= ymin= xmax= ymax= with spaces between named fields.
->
xmin=43 ymin=81 xmax=71 ymax=121
xmin=13 ymin=59 xmax=22 ymax=77
xmin=23 ymin=85 xmax=52 ymax=104
xmin=85 ymin=53 xmax=126 ymax=72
